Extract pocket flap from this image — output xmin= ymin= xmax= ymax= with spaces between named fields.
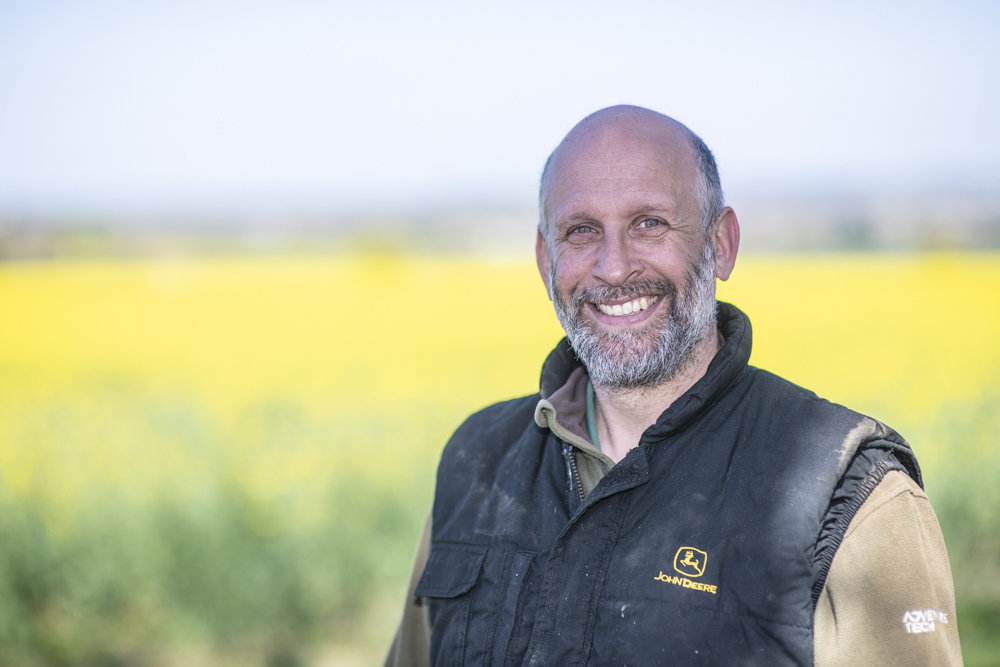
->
xmin=415 ymin=543 xmax=487 ymax=598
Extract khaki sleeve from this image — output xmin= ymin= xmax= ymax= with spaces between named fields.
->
xmin=383 ymin=510 xmax=433 ymax=667
xmin=814 ymin=470 xmax=963 ymax=667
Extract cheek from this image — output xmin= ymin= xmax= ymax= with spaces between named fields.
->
xmin=551 ymin=248 xmax=593 ymax=293
xmin=637 ymin=244 xmax=701 ymax=281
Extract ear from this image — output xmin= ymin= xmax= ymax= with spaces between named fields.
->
xmin=712 ymin=207 xmax=740 ymax=281
xmin=536 ymin=228 xmax=553 ymax=300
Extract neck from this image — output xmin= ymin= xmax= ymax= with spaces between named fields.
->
xmin=592 ymin=328 xmax=723 ymax=463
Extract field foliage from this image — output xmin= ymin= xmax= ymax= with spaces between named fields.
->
xmin=1 ymin=251 xmax=998 ymax=665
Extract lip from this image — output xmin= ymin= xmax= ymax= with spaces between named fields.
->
xmin=588 ymin=294 xmax=663 ymax=325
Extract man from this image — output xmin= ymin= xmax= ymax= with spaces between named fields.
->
xmin=386 ymin=106 xmax=962 ymax=666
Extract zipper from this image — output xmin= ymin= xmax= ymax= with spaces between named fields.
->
xmin=567 ymin=446 xmax=585 ymax=503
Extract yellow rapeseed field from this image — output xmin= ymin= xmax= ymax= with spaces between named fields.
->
xmin=0 ymin=251 xmax=998 ymax=664
xmin=2 ymin=252 xmax=997 ymax=496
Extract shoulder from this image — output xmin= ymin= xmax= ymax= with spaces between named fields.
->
xmin=448 ymin=393 xmax=541 ymax=441
xmin=439 ymin=393 xmax=544 ymax=469
xmin=444 ymin=394 xmax=541 ymax=451
xmin=742 ymin=366 xmax=852 ymax=417
xmin=735 ymin=366 xmax=859 ymax=428
xmin=729 ymin=368 xmax=923 ymax=542
xmin=742 ymin=367 xmax=915 ymax=456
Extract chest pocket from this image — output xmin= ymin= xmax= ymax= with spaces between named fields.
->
xmin=415 ymin=543 xmax=487 ymax=666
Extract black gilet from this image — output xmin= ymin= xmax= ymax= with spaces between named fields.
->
xmin=416 ymin=302 xmax=921 ymax=667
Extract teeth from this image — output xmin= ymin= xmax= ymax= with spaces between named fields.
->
xmin=597 ymin=296 xmax=659 ymax=317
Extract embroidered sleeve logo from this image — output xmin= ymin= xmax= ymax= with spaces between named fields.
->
xmin=903 ymin=609 xmax=948 ymax=634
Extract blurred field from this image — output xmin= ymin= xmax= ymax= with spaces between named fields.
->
xmin=1 ymin=251 xmax=999 ymax=665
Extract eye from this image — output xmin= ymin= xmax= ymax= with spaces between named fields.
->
xmin=637 ymin=217 xmax=663 ymax=229
xmin=563 ymin=223 xmax=600 ymax=244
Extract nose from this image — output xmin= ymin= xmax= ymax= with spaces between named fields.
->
xmin=592 ymin=229 xmax=642 ymax=286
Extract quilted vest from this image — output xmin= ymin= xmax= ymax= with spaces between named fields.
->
xmin=416 ymin=303 xmax=920 ymax=666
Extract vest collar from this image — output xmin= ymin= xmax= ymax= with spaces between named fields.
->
xmin=538 ymin=301 xmax=753 ymax=441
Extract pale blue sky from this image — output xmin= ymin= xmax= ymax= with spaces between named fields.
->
xmin=1 ymin=0 xmax=998 ymax=215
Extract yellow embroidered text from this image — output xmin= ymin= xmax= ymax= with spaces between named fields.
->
xmin=654 ymin=571 xmax=718 ymax=595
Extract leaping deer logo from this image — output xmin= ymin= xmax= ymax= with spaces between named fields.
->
xmin=673 ymin=546 xmax=707 ymax=578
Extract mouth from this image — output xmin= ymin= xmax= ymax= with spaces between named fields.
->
xmin=594 ymin=295 xmax=660 ymax=317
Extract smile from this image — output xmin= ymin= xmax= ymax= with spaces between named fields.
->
xmin=595 ymin=296 xmax=659 ymax=317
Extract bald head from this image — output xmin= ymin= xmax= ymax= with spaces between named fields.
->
xmin=539 ymin=105 xmax=724 ymax=239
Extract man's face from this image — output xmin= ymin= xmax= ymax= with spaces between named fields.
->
xmin=538 ymin=125 xmax=719 ymax=389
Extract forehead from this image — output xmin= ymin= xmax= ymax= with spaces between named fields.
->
xmin=545 ymin=123 xmax=700 ymax=223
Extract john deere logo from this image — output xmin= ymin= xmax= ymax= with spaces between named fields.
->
xmin=673 ymin=547 xmax=707 ymax=578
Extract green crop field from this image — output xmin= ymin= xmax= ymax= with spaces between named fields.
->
xmin=1 ymin=251 xmax=998 ymax=666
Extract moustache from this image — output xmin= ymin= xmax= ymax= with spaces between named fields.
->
xmin=570 ymin=278 xmax=677 ymax=307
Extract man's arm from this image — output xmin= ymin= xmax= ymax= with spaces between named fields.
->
xmin=384 ymin=510 xmax=433 ymax=667
xmin=814 ymin=470 xmax=963 ymax=666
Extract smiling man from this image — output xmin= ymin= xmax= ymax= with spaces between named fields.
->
xmin=385 ymin=106 xmax=962 ymax=666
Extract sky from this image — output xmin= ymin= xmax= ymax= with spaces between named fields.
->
xmin=1 ymin=0 xmax=998 ymax=216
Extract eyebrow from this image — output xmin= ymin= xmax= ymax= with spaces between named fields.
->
xmin=556 ymin=203 xmax=676 ymax=224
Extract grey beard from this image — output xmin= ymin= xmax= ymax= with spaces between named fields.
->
xmin=550 ymin=242 xmax=718 ymax=389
